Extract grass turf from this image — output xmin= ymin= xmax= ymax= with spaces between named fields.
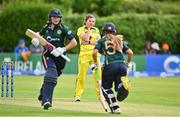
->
xmin=0 ymin=75 xmax=180 ymax=116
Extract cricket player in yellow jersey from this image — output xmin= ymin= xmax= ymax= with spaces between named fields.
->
xmin=74 ymin=14 xmax=102 ymax=102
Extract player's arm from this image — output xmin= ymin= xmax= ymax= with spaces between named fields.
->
xmin=81 ymin=34 xmax=100 ymax=45
xmin=89 ymin=34 xmax=100 ymax=45
xmin=122 ymin=42 xmax=133 ymax=66
xmin=80 ymin=30 xmax=91 ymax=45
xmin=93 ymin=48 xmax=99 ymax=64
xmin=81 ymin=30 xmax=101 ymax=45
xmin=64 ymin=38 xmax=77 ymax=51
xmin=51 ymin=29 xmax=77 ymax=62
xmin=89 ymin=28 xmax=101 ymax=45
xmin=29 ymin=31 xmax=55 ymax=51
xmin=90 ymin=48 xmax=99 ymax=72
xmin=125 ymin=48 xmax=133 ymax=66
xmin=80 ymin=31 xmax=91 ymax=42
xmin=51 ymin=29 xmax=77 ymax=58
xmin=93 ymin=39 xmax=102 ymax=64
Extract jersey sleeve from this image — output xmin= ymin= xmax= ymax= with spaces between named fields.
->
xmin=95 ymin=39 xmax=103 ymax=51
xmin=63 ymin=25 xmax=75 ymax=40
xmin=77 ymin=27 xmax=83 ymax=37
xmin=122 ymin=42 xmax=129 ymax=53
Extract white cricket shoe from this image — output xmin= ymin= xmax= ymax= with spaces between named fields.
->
xmin=113 ymin=108 xmax=121 ymax=114
xmin=43 ymin=101 xmax=51 ymax=110
xmin=74 ymin=97 xmax=80 ymax=102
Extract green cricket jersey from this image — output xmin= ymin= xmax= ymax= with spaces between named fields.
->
xmin=39 ymin=23 xmax=75 ymax=48
xmin=95 ymin=36 xmax=129 ymax=65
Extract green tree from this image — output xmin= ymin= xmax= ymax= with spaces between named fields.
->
xmin=72 ymin=0 xmax=123 ymax=16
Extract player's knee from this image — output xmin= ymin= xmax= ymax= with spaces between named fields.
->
xmin=116 ymin=76 xmax=131 ymax=101
xmin=44 ymin=76 xmax=57 ymax=85
xmin=45 ymin=67 xmax=58 ymax=78
xmin=117 ymin=86 xmax=129 ymax=101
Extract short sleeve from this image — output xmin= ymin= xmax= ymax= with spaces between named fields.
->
xmin=77 ymin=27 xmax=82 ymax=37
xmin=63 ymin=25 xmax=75 ymax=40
xmin=95 ymin=39 xmax=102 ymax=51
xmin=122 ymin=42 xmax=129 ymax=52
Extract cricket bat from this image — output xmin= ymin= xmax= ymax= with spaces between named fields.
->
xmin=25 ymin=29 xmax=71 ymax=62
xmin=95 ymin=70 xmax=108 ymax=112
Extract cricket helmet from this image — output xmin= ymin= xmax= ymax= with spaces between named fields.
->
xmin=49 ymin=8 xmax=62 ymax=18
xmin=102 ymin=22 xmax=116 ymax=33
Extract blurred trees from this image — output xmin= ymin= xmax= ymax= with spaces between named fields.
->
xmin=1 ymin=0 xmax=180 ymax=15
xmin=0 ymin=0 xmax=180 ymax=53
xmin=72 ymin=0 xmax=123 ymax=16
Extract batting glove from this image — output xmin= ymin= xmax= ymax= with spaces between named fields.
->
xmin=31 ymin=38 xmax=39 ymax=47
xmin=125 ymin=61 xmax=130 ymax=68
xmin=51 ymin=47 xmax=66 ymax=57
xmin=90 ymin=64 xmax=98 ymax=72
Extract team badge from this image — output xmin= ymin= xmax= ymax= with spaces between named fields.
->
xmin=57 ymin=30 xmax=62 ymax=35
xmin=67 ymin=31 xmax=72 ymax=35
xmin=108 ymin=26 xmax=112 ymax=30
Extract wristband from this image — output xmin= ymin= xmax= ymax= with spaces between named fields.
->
xmin=62 ymin=47 xmax=66 ymax=52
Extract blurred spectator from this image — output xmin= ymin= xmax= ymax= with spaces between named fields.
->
xmin=151 ymin=42 xmax=161 ymax=54
xmin=142 ymin=40 xmax=154 ymax=55
xmin=14 ymin=39 xmax=31 ymax=61
xmin=161 ymin=43 xmax=171 ymax=54
xmin=30 ymin=44 xmax=44 ymax=54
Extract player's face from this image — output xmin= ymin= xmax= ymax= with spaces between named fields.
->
xmin=19 ymin=43 xmax=25 ymax=48
xmin=51 ymin=16 xmax=61 ymax=25
xmin=85 ymin=18 xmax=95 ymax=28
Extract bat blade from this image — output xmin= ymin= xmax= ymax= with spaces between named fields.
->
xmin=95 ymin=70 xmax=108 ymax=112
xmin=25 ymin=29 xmax=47 ymax=46
xmin=98 ymin=80 xmax=108 ymax=112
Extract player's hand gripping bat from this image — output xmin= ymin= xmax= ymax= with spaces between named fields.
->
xmin=25 ymin=29 xmax=71 ymax=62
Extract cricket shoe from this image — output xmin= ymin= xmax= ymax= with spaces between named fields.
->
xmin=43 ymin=101 xmax=52 ymax=110
xmin=38 ymin=95 xmax=42 ymax=102
xmin=74 ymin=97 xmax=80 ymax=102
xmin=112 ymin=108 xmax=121 ymax=114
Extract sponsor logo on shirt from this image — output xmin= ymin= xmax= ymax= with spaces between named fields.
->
xmin=57 ymin=30 xmax=62 ymax=35
xmin=46 ymin=36 xmax=60 ymax=42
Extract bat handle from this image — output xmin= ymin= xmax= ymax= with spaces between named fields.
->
xmin=60 ymin=54 xmax=71 ymax=62
xmin=44 ymin=44 xmax=55 ymax=51
xmin=45 ymin=43 xmax=71 ymax=62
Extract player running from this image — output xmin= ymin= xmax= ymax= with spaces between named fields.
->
xmin=92 ymin=22 xmax=133 ymax=114
xmin=31 ymin=8 xmax=77 ymax=110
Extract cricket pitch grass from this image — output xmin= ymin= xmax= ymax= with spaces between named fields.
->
xmin=0 ymin=75 xmax=180 ymax=116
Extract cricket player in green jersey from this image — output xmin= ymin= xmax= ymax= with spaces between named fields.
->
xmin=92 ymin=22 xmax=133 ymax=114
xmin=31 ymin=8 xmax=77 ymax=110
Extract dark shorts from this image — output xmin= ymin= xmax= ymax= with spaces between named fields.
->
xmin=102 ymin=62 xmax=127 ymax=91
xmin=42 ymin=51 xmax=66 ymax=77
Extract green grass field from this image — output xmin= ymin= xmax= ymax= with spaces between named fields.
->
xmin=0 ymin=75 xmax=180 ymax=116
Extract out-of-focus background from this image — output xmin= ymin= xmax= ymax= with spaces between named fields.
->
xmin=0 ymin=0 xmax=180 ymax=116
xmin=0 ymin=0 xmax=179 ymax=76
